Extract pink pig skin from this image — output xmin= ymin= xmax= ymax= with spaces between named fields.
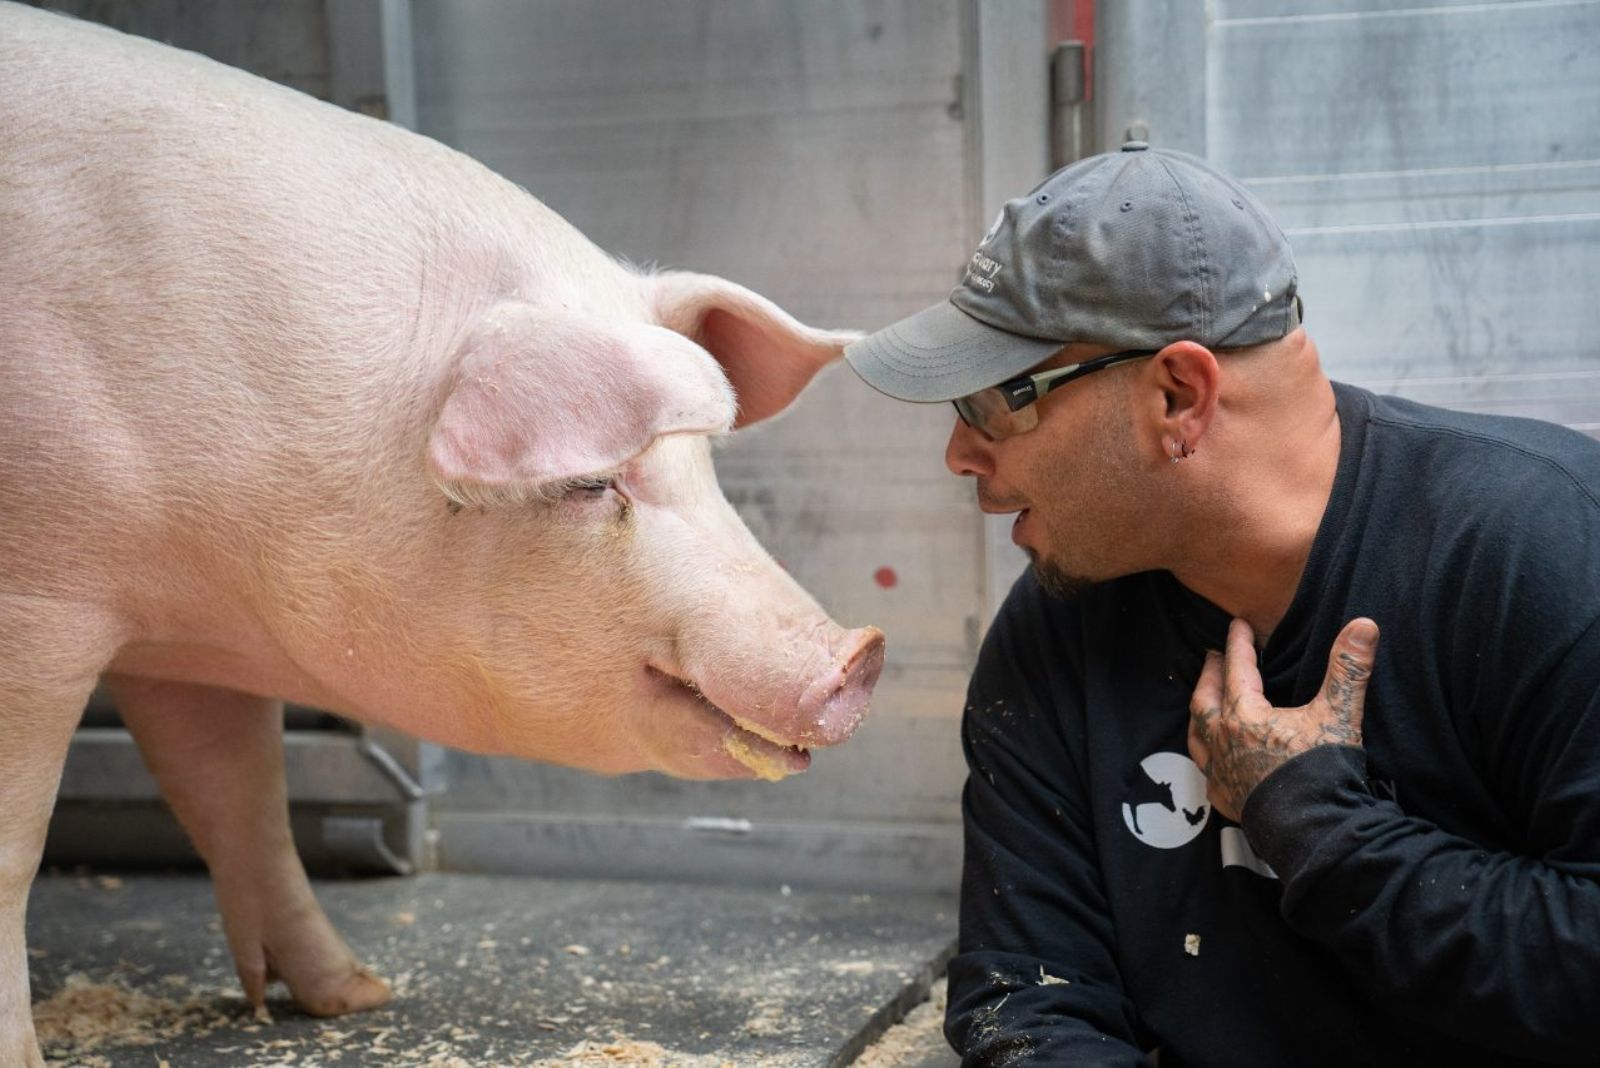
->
xmin=0 ymin=5 xmax=884 ymax=1060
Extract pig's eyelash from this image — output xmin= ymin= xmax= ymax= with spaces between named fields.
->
xmin=547 ymin=472 xmax=620 ymax=499
xmin=433 ymin=471 xmax=619 ymax=510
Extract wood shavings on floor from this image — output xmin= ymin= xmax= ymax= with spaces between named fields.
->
xmin=32 ymin=974 xmax=759 ymax=1067
xmin=535 ymin=1038 xmax=736 ymax=1066
xmin=28 ymin=872 xmax=956 ymax=1067
xmin=849 ymin=979 xmax=948 ymax=1067
xmin=33 ymin=973 xmax=235 ymax=1057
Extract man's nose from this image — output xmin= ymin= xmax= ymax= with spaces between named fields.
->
xmin=946 ymin=415 xmax=994 ymax=477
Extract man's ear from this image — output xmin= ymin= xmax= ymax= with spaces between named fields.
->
xmin=1147 ymin=341 xmax=1221 ymax=457
xmin=427 ymin=302 xmax=735 ymax=494
xmin=647 ymin=270 xmax=860 ymax=428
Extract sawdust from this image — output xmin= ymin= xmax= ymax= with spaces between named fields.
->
xmin=535 ymin=1038 xmax=736 ymax=1066
xmin=32 ymin=973 xmax=768 ymax=1067
xmin=1036 ymin=966 xmax=1069 ymax=986
xmin=742 ymin=998 xmax=788 ymax=1037
xmin=33 ymin=973 xmax=234 ymax=1057
xmin=27 ymin=874 xmax=944 ymax=1068
xmin=850 ymin=979 xmax=948 ymax=1067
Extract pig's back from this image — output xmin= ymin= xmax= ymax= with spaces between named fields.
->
xmin=0 ymin=0 xmax=512 ymax=398
xmin=0 ymin=2 xmax=626 ymax=602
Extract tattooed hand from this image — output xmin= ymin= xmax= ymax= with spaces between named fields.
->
xmin=1187 ymin=616 xmax=1378 ymax=822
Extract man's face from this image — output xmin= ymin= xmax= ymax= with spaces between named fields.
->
xmin=945 ymin=347 xmax=1147 ymax=599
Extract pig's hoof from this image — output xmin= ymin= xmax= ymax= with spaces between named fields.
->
xmin=291 ymin=964 xmax=392 ymax=1018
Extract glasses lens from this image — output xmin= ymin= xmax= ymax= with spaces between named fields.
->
xmin=955 ymin=387 xmax=1037 ymax=439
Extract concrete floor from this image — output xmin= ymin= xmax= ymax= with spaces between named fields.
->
xmin=27 ymin=871 xmax=959 ymax=1067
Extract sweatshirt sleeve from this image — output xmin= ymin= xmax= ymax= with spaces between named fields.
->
xmin=945 ymin=592 xmax=1155 ymax=1067
xmin=1241 ymin=617 xmax=1600 ymax=1066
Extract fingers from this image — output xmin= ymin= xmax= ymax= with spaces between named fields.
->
xmin=1191 ymin=648 xmax=1222 ymax=712
xmin=1223 ymin=618 xmax=1265 ymax=703
xmin=1187 ymin=650 xmax=1221 ymax=771
xmin=1321 ymin=617 xmax=1378 ymax=740
xmin=1340 ymin=616 xmax=1379 ymax=654
xmin=1187 ymin=700 xmax=1208 ymax=770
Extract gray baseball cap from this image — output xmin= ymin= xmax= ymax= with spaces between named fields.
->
xmin=845 ymin=142 xmax=1301 ymax=402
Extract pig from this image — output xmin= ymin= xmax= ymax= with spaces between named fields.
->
xmin=0 ymin=5 xmax=885 ymax=1063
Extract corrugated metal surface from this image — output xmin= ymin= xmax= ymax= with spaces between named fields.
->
xmin=412 ymin=0 xmax=993 ymax=884
xmin=1205 ymin=0 xmax=1600 ymax=430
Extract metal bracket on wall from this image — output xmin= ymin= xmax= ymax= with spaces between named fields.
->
xmin=51 ymin=723 xmax=441 ymax=875
xmin=1051 ymin=40 xmax=1092 ymax=169
xmin=322 ymin=814 xmax=416 ymax=874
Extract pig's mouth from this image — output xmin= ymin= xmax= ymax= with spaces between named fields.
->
xmin=643 ymin=665 xmax=811 ymax=781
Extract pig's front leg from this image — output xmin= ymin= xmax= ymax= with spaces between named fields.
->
xmin=3 ymin=599 xmax=123 ymax=1068
xmin=104 ymin=677 xmax=391 ymax=1018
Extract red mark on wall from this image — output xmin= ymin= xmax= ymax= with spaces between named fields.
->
xmin=874 ymin=566 xmax=898 ymax=589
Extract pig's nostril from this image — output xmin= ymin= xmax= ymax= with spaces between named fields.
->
xmin=841 ymin=630 xmax=886 ymax=693
xmin=800 ymin=628 xmax=885 ymax=746
xmin=852 ymin=627 xmax=887 ymax=666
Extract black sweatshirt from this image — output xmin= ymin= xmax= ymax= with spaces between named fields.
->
xmin=946 ymin=383 xmax=1600 ymax=1066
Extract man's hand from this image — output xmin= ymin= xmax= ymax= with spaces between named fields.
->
xmin=1187 ymin=617 xmax=1379 ymax=822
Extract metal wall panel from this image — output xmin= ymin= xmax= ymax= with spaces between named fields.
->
xmin=1211 ymin=2 xmax=1600 ymax=175
xmin=1209 ymin=0 xmax=1600 ymax=429
xmin=1094 ymin=0 xmax=1207 ymax=152
xmin=411 ymin=0 xmax=1011 ymax=887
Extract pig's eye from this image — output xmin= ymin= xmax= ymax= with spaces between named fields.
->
xmin=565 ymin=475 xmax=616 ymax=498
xmin=557 ymin=474 xmax=629 ymax=523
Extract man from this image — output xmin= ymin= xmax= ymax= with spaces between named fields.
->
xmin=844 ymin=142 xmax=1600 ymax=1065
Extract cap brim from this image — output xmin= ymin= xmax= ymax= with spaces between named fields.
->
xmin=844 ymin=301 xmax=1062 ymax=403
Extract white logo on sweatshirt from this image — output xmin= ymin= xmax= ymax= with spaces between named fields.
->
xmin=1121 ymin=752 xmax=1210 ymax=849
xmin=1121 ymin=751 xmax=1280 ymax=879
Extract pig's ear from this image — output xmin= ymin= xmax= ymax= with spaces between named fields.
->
xmin=648 ymin=270 xmax=861 ymax=428
xmin=428 ymin=303 xmax=735 ymax=496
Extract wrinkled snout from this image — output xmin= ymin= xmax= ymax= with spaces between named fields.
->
xmin=657 ymin=613 xmax=887 ymax=782
xmin=796 ymin=626 xmax=886 ymax=746
xmin=681 ymin=617 xmax=886 ymax=759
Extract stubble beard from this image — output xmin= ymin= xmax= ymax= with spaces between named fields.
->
xmin=1026 ymin=393 xmax=1140 ymax=603
xmin=1025 ymin=548 xmax=1095 ymax=602
xmin=987 ymin=386 xmax=1137 ymax=604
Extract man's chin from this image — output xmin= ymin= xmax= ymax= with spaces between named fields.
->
xmin=1027 ymin=553 xmax=1094 ymax=602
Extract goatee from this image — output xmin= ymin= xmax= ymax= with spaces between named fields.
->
xmin=1029 ymin=552 xmax=1093 ymax=602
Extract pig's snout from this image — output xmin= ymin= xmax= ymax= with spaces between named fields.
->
xmin=797 ymin=626 xmax=885 ymax=746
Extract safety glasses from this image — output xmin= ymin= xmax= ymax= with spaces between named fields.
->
xmin=952 ymin=349 xmax=1158 ymax=440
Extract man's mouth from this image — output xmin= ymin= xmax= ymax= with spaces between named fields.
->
xmin=977 ymin=483 xmax=1028 ymax=517
xmin=645 ymin=666 xmax=811 ymax=780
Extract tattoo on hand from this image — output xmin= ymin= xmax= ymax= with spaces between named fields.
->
xmin=1188 ymin=618 xmax=1377 ymax=821
xmin=1318 ymin=650 xmax=1368 ymax=747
